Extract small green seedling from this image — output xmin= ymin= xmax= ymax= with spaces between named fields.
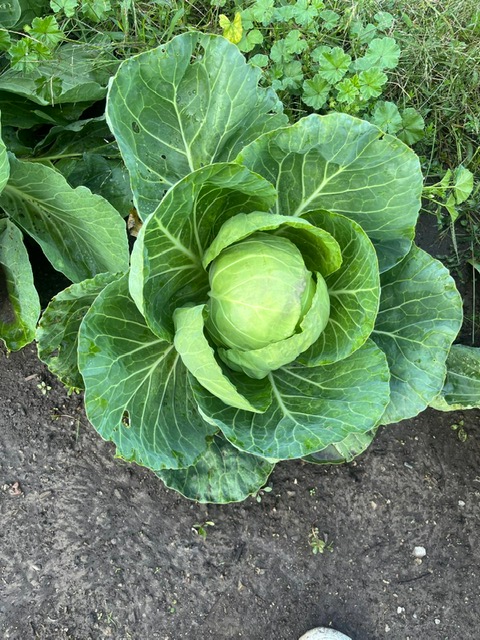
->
xmin=309 ymin=528 xmax=334 ymax=555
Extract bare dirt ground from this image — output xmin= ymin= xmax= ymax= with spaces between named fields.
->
xmin=1 ymin=342 xmax=479 ymax=640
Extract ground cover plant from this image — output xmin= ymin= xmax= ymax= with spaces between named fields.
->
xmin=1 ymin=1 xmax=479 ymax=502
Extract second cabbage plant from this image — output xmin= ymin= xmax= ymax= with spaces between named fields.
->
xmin=37 ymin=33 xmax=464 ymax=503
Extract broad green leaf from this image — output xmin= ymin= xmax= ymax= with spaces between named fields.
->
xmin=0 ymin=43 xmax=117 ymax=106
xmin=397 ymin=108 xmax=425 ymax=145
xmin=302 ymin=75 xmax=331 ymax=110
xmin=236 ymin=113 xmax=423 ymax=272
xmin=0 ymin=154 xmax=129 ymax=283
xmin=57 ymin=153 xmax=133 ymax=217
xmin=78 ymin=275 xmax=216 ymax=471
xmin=304 ymin=429 xmax=377 ymax=464
xmin=0 ymin=219 xmax=40 ymax=351
xmin=36 ymin=272 xmax=119 ymax=390
xmin=106 ymin=32 xmax=287 ymax=218
xmin=0 ymin=0 xmax=21 ymax=27
xmin=358 ymin=68 xmax=388 ymax=99
xmin=136 ymin=163 xmax=276 ymax=341
xmin=238 ymin=28 xmax=263 ymax=53
xmin=34 ymin=116 xmax=117 ymax=160
xmin=173 ymin=304 xmax=272 ymax=412
xmin=371 ymin=101 xmax=402 ymax=134
xmin=430 ymin=345 xmax=480 ymax=411
xmin=372 ymin=245 xmax=463 ymax=424
xmin=316 ymin=47 xmax=351 ymax=84
xmin=194 ymin=339 xmax=390 ymax=460
xmin=272 ymin=61 xmax=304 ymax=92
xmin=157 ymin=434 xmax=274 ymax=503
xmin=453 ymin=166 xmax=474 ymax=204
xmin=202 ymin=211 xmax=342 ymax=276
xmin=219 ymin=272 xmax=330 ymax=378
xmin=298 ymin=210 xmax=380 ymax=366
xmin=0 ymin=114 xmax=9 ymax=194
xmin=355 ymin=37 xmax=400 ymax=71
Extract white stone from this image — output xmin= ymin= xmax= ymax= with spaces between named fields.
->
xmin=413 ymin=546 xmax=426 ymax=558
xmin=299 ymin=629 xmax=352 ymax=640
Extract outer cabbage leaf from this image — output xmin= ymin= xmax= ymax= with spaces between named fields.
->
xmin=194 ymin=339 xmax=390 ymax=460
xmin=0 ymin=218 xmax=40 ymax=350
xmin=135 ymin=163 xmax=276 ymax=341
xmin=298 ymin=210 xmax=380 ymax=366
xmin=236 ymin=113 xmax=423 ymax=272
xmin=78 ymin=275 xmax=216 ymax=471
xmin=36 ymin=272 xmax=120 ymax=390
xmin=106 ymin=32 xmax=287 ymax=218
xmin=429 ymin=345 xmax=480 ymax=411
xmin=372 ymin=245 xmax=463 ymax=424
xmin=157 ymin=434 xmax=274 ymax=503
xmin=0 ymin=155 xmax=129 ymax=283
xmin=304 ymin=429 xmax=377 ymax=464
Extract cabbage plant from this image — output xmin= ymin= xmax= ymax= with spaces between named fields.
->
xmin=37 ymin=34 xmax=464 ymax=503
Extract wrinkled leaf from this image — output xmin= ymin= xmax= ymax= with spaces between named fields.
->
xmin=78 ymin=275 xmax=216 ymax=471
xmin=372 ymin=245 xmax=463 ymax=424
xmin=304 ymin=429 xmax=377 ymax=464
xmin=157 ymin=434 xmax=274 ymax=503
xmin=36 ymin=272 xmax=119 ymax=389
xmin=194 ymin=339 xmax=390 ymax=461
xmin=106 ymin=32 xmax=287 ymax=218
xmin=237 ymin=113 xmax=423 ymax=272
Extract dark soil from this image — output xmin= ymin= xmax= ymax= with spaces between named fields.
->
xmin=1 ymin=343 xmax=480 ymax=640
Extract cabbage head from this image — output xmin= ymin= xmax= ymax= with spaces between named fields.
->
xmin=39 ymin=33 xmax=463 ymax=503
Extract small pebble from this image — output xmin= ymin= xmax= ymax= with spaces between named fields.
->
xmin=413 ymin=546 xmax=426 ymax=558
xmin=435 ymin=619 xmax=441 ymax=625
xmin=458 ymin=500 xmax=466 ymax=507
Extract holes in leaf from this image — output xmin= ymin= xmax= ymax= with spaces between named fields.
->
xmin=160 ymin=154 xmax=166 ymax=160
xmin=122 ymin=410 xmax=130 ymax=428
xmin=132 ymin=121 xmax=140 ymax=133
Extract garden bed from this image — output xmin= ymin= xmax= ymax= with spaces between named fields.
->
xmin=1 ymin=342 xmax=479 ymax=640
